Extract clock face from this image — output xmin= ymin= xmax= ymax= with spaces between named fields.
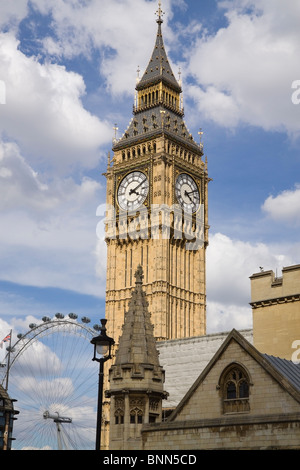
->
xmin=117 ymin=171 xmax=149 ymax=211
xmin=175 ymin=173 xmax=200 ymax=213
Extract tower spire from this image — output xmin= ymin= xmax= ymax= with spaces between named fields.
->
xmin=156 ymin=1 xmax=165 ymax=24
xmin=135 ymin=1 xmax=180 ymax=94
xmin=112 ymin=0 xmax=204 ymax=154
xmin=113 ymin=265 xmax=160 ymax=367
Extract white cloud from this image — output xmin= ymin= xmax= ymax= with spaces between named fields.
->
xmin=207 ymin=301 xmax=252 ymax=333
xmin=206 ymin=232 xmax=297 ymax=332
xmin=0 ymin=1 xmax=28 ymax=29
xmin=185 ymin=0 xmax=300 ymax=136
xmin=0 ymin=33 xmax=111 ymax=174
xmin=0 ymin=141 xmax=56 ymax=211
xmin=207 ymin=233 xmax=291 ymax=304
xmin=28 ymin=0 xmax=178 ymax=96
xmin=0 ymin=140 xmax=105 ymax=296
xmin=262 ymin=184 xmax=300 ymax=225
xmin=14 ymin=345 xmax=63 ymax=379
xmin=188 ymin=84 xmax=240 ymax=127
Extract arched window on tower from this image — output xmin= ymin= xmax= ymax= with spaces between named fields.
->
xmin=130 ymin=407 xmax=143 ymax=424
xmin=115 ymin=409 xmax=124 ymax=425
xmin=219 ymin=363 xmax=251 ymax=414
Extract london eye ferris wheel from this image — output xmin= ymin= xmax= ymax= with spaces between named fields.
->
xmin=0 ymin=314 xmax=102 ymax=450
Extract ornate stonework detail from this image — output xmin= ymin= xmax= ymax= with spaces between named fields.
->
xmin=115 ymin=397 xmax=125 ymax=411
xmin=129 ymin=397 xmax=145 ymax=411
xmin=149 ymin=399 xmax=160 ymax=412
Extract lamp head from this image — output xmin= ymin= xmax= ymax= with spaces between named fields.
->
xmin=91 ymin=319 xmax=115 ymax=362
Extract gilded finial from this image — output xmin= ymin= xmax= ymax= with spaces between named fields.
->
xmin=198 ymin=128 xmax=203 ymax=143
xmin=198 ymin=128 xmax=204 ymax=150
xmin=178 ymin=67 xmax=182 ymax=86
xmin=113 ymin=123 xmax=118 ymax=144
xmin=156 ymin=1 xmax=165 ymax=24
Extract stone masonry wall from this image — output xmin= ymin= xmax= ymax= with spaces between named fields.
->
xmin=142 ymin=419 xmax=300 ymax=450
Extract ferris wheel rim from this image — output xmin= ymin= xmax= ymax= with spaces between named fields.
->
xmin=1 ymin=314 xmax=102 ymax=450
xmin=0 ymin=315 xmax=100 ymax=388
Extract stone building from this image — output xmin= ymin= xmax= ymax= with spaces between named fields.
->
xmin=102 ymin=1 xmax=300 ymax=451
xmin=157 ymin=262 xmax=300 ymax=410
xmin=0 ymin=384 xmax=19 ymax=450
xmin=107 ymin=267 xmax=300 ymax=450
xmin=142 ymin=329 xmax=300 ymax=450
xmin=250 ymin=264 xmax=300 ymax=360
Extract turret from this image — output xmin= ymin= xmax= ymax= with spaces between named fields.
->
xmin=106 ymin=266 xmax=168 ymax=450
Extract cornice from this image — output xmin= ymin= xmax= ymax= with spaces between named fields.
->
xmin=250 ymin=293 xmax=300 ymax=308
xmin=141 ymin=412 xmax=300 ymax=434
xmin=136 ymin=76 xmax=182 ymax=94
xmin=113 ymin=129 xmax=203 ymax=155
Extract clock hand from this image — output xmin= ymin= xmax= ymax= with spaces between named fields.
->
xmin=184 ymin=190 xmax=193 ymax=203
xmin=129 ymin=188 xmax=139 ymax=196
xmin=129 ymin=178 xmax=147 ymax=195
xmin=134 ymin=178 xmax=147 ymax=191
xmin=186 ymin=189 xmax=198 ymax=195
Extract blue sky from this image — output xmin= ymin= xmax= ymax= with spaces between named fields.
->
xmin=0 ymin=0 xmax=300 ymax=341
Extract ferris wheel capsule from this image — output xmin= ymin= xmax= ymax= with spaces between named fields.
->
xmin=55 ymin=313 xmax=64 ymax=319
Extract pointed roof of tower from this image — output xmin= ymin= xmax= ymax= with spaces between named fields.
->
xmin=136 ymin=2 xmax=181 ymax=93
xmin=114 ymin=265 xmax=160 ymax=367
xmin=112 ymin=1 xmax=203 ymax=156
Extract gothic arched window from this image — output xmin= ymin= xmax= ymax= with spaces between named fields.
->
xmin=130 ymin=407 xmax=143 ymax=424
xmin=114 ymin=409 xmax=124 ymax=425
xmin=220 ymin=364 xmax=251 ymax=414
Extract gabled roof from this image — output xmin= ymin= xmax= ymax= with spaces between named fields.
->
xmin=168 ymin=329 xmax=300 ymax=422
xmin=264 ymin=354 xmax=300 ymax=392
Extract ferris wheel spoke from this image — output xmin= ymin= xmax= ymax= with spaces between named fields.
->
xmin=5 ymin=317 xmax=100 ymax=450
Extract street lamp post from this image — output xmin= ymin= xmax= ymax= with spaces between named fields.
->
xmin=91 ymin=319 xmax=115 ymax=451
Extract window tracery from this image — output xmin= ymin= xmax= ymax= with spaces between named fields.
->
xmin=114 ymin=409 xmax=124 ymax=425
xmin=220 ymin=364 xmax=251 ymax=414
xmin=130 ymin=407 xmax=143 ymax=424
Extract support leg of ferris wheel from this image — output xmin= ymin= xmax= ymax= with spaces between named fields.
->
xmin=43 ymin=411 xmax=72 ymax=450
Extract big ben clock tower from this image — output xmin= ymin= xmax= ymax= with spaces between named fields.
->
xmin=104 ymin=2 xmax=209 ymax=344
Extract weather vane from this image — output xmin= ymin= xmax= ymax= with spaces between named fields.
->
xmin=156 ymin=1 xmax=165 ymax=23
